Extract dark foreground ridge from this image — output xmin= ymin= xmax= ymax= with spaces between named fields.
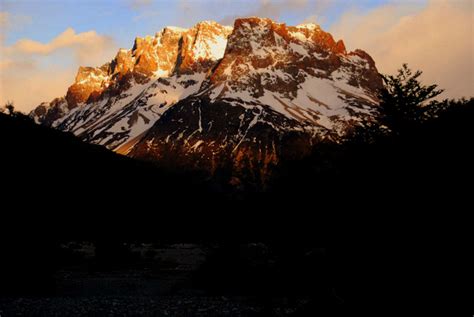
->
xmin=0 ymin=98 xmax=472 ymax=315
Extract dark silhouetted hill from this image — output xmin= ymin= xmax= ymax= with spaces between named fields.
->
xmin=0 ymin=113 xmax=219 ymax=240
xmin=1 ymin=98 xmax=472 ymax=314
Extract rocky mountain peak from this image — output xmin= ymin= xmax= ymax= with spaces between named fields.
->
xmin=110 ymin=49 xmax=133 ymax=75
xmin=176 ymin=20 xmax=232 ymax=74
xmin=209 ymin=17 xmax=362 ymax=106
xmin=61 ymin=21 xmax=232 ymax=111
xmin=66 ymin=66 xmax=110 ymax=107
xmin=31 ymin=17 xmax=383 ymax=184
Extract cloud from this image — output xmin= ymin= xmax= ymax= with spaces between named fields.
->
xmin=6 ymin=27 xmax=115 ymax=66
xmin=0 ymin=66 xmax=76 ymax=112
xmin=11 ymin=28 xmax=102 ymax=54
xmin=0 ymin=58 xmax=35 ymax=71
xmin=330 ymin=0 xmax=474 ymax=99
xmin=0 ymin=27 xmax=117 ymax=112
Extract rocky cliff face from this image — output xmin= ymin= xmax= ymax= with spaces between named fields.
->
xmin=204 ymin=18 xmax=381 ymax=132
xmin=31 ymin=18 xmax=382 ymax=186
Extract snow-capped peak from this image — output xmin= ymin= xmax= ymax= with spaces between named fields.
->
xmin=31 ymin=17 xmax=383 ymax=176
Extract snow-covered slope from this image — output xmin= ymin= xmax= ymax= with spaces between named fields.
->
xmin=206 ymin=18 xmax=381 ymax=134
xmin=31 ymin=17 xmax=382 ymax=182
xmin=31 ymin=21 xmax=232 ymax=152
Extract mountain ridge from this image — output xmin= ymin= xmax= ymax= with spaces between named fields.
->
xmin=30 ymin=17 xmax=383 ymax=185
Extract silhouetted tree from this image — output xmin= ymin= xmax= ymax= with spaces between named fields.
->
xmin=379 ymin=64 xmax=444 ymax=133
xmin=2 ymin=101 xmax=34 ymax=123
xmin=5 ymin=101 xmax=15 ymax=116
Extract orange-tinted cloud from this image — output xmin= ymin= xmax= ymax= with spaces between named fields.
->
xmin=5 ymin=27 xmax=115 ymax=65
xmin=0 ymin=26 xmax=117 ymax=112
xmin=0 ymin=66 xmax=76 ymax=111
xmin=330 ymin=0 xmax=474 ymax=99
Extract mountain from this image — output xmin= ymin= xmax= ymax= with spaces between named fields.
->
xmin=31 ymin=17 xmax=382 ymax=185
xmin=31 ymin=21 xmax=232 ymax=149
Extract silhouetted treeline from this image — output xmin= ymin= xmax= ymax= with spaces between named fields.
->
xmin=272 ymin=97 xmax=473 ymax=200
xmin=271 ymin=65 xmax=473 ymax=211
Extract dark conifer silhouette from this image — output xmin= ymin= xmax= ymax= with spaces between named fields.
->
xmin=379 ymin=63 xmax=444 ymax=133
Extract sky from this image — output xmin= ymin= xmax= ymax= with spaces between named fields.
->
xmin=0 ymin=0 xmax=472 ymax=112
